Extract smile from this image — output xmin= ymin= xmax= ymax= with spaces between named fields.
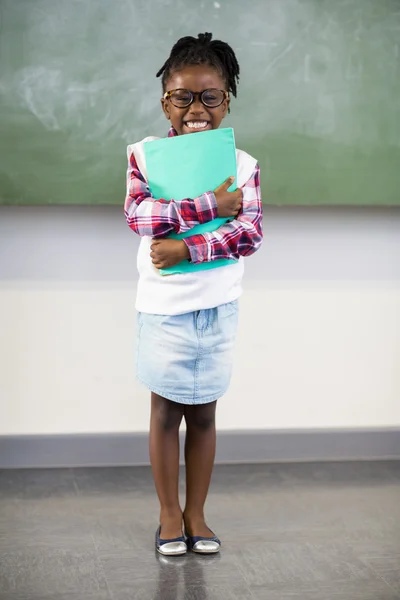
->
xmin=184 ymin=121 xmax=210 ymax=130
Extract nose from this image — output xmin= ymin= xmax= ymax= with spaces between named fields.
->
xmin=191 ymin=101 xmax=204 ymax=112
xmin=187 ymin=97 xmax=207 ymax=116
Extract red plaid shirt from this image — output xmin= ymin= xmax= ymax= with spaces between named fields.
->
xmin=124 ymin=128 xmax=263 ymax=264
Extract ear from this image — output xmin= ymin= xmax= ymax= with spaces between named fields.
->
xmin=161 ymin=97 xmax=171 ymax=120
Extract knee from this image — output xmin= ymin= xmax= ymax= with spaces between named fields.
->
xmin=185 ymin=404 xmax=216 ymax=432
xmin=152 ymin=393 xmax=184 ymax=432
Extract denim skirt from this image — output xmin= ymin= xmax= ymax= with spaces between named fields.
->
xmin=136 ymin=301 xmax=239 ymax=405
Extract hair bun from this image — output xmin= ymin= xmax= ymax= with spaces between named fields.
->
xmin=198 ymin=32 xmax=213 ymax=45
xmin=157 ymin=32 xmax=240 ymax=98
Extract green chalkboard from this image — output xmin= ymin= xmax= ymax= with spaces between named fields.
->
xmin=0 ymin=0 xmax=399 ymax=206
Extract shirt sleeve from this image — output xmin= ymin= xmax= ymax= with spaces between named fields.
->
xmin=124 ymin=151 xmax=218 ymax=237
xmin=183 ymin=164 xmax=263 ymax=263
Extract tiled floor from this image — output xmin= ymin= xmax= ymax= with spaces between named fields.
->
xmin=1 ymin=461 xmax=400 ymax=599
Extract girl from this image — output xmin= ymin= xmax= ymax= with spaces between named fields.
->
xmin=124 ymin=33 xmax=263 ymax=556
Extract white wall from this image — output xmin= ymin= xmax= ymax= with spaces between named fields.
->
xmin=0 ymin=206 xmax=399 ymax=435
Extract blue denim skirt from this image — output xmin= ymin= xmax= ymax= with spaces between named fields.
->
xmin=136 ymin=301 xmax=239 ymax=405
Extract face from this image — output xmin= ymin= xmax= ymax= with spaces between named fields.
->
xmin=161 ymin=64 xmax=230 ymax=135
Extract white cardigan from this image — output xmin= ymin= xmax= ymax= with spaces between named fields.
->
xmin=129 ymin=138 xmax=257 ymax=315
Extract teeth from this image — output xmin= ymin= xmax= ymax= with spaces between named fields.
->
xmin=186 ymin=121 xmax=208 ymax=129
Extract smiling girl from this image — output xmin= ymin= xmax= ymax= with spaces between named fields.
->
xmin=124 ymin=33 xmax=263 ymax=556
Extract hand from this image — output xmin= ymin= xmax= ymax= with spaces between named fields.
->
xmin=214 ymin=176 xmax=243 ymax=218
xmin=150 ymin=238 xmax=190 ymax=270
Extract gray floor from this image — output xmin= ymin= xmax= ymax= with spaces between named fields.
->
xmin=0 ymin=461 xmax=400 ymax=600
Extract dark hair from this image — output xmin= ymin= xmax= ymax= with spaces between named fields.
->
xmin=156 ymin=32 xmax=240 ymax=97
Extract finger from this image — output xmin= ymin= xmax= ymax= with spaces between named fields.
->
xmin=215 ymin=176 xmax=235 ymax=193
xmin=223 ymin=176 xmax=235 ymax=190
xmin=153 ymin=260 xmax=165 ymax=269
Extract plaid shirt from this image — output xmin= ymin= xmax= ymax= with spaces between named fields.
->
xmin=124 ymin=128 xmax=263 ymax=264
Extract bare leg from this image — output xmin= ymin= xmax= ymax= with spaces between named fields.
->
xmin=183 ymin=401 xmax=217 ymax=537
xmin=149 ymin=392 xmax=184 ymax=539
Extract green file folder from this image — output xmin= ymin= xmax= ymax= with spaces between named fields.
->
xmin=144 ymin=128 xmax=238 ymax=275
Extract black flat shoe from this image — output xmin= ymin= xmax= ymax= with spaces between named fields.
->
xmin=155 ymin=526 xmax=187 ymax=556
xmin=186 ymin=532 xmax=221 ymax=554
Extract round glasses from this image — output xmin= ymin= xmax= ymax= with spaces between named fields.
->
xmin=163 ymin=88 xmax=229 ymax=109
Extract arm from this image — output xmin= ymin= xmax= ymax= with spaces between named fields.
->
xmin=183 ymin=164 xmax=263 ymax=263
xmin=124 ymin=151 xmax=218 ymax=237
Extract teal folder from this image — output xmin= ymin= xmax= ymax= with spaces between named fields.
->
xmin=144 ymin=128 xmax=238 ymax=275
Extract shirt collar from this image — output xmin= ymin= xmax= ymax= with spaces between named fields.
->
xmin=168 ymin=127 xmax=178 ymax=137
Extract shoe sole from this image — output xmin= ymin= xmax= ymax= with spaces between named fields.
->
xmin=156 ymin=547 xmax=187 ymax=556
xmin=191 ymin=547 xmax=220 ymax=554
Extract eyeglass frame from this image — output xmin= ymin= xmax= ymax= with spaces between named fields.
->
xmin=163 ymin=88 xmax=230 ymax=108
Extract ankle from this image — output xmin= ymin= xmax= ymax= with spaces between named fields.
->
xmin=159 ymin=509 xmax=184 ymax=539
xmin=183 ymin=510 xmax=214 ymax=538
xmin=160 ymin=507 xmax=183 ymax=523
xmin=183 ymin=509 xmax=205 ymax=525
